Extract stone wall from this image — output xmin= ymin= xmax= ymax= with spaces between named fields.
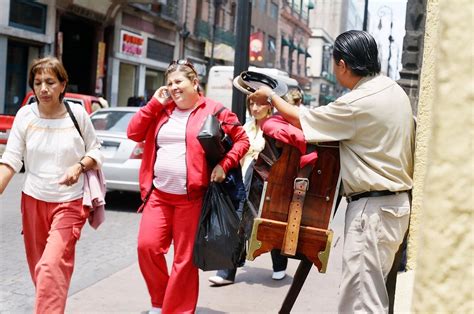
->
xmin=411 ymin=0 xmax=474 ymax=311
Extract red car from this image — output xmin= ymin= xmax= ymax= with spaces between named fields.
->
xmin=0 ymin=91 xmax=105 ymax=146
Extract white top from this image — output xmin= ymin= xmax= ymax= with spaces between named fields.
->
xmin=299 ymin=75 xmax=415 ymax=195
xmin=240 ymin=117 xmax=266 ymax=177
xmin=153 ymin=107 xmax=193 ymax=194
xmin=1 ymin=102 xmax=103 ymax=202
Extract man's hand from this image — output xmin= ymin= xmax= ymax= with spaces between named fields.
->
xmin=210 ymin=164 xmax=226 ymax=183
xmin=248 ymin=86 xmax=273 ymax=106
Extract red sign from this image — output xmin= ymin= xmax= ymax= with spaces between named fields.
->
xmin=249 ymin=32 xmax=264 ymax=62
xmin=120 ymin=30 xmax=144 ymax=57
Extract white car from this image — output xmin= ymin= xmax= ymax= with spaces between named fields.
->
xmin=90 ymin=107 xmax=142 ymax=192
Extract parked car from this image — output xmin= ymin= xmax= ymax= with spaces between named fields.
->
xmin=90 ymin=107 xmax=142 ymax=192
xmin=0 ymin=91 xmax=105 ymax=150
xmin=21 ymin=90 xmax=104 ymax=113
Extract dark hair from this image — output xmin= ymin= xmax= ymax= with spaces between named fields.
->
xmin=333 ymin=30 xmax=381 ymax=77
xmin=165 ymin=59 xmax=202 ymax=94
xmin=28 ymin=56 xmax=69 ymax=101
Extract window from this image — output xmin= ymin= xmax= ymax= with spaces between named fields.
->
xmin=258 ymin=0 xmax=267 ymax=13
xmin=270 ymin=2 xmax=279 ymax=20
xmin=9 ymin=0 xmax=47 ymax=34
xmin=230 ymin=3 xmax=237 ymax=33
xmin=268 ymin=36 xmax=276 ymax=54
xmin=147 ymin=39 xmax=174 ymax=62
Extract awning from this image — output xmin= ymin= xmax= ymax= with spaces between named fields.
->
xmin=288 ymin=40 xmax=296 ymax=50
xmin=297 ymin=46 xmax=306 ymax=54
xmin=281 ymin=37 xmax=290 ymax=47
xmin=305 ymin=50 xmax=312 ymax=58
xmin=308 ymin=1 xmax=315 ymax=10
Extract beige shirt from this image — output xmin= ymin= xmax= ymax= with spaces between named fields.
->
xmin=299 ymin=75 xmax=414 ymax=195
xmin=240 ymin=118 xmax=266 ymax=177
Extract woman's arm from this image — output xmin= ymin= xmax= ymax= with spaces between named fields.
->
xmin=127 ymin=88 xmax=168 ymax=142
xmin=218 ymin=108 xmax=250 ymax=174
xmin=0 ymin=164 xmax=15 ymax=195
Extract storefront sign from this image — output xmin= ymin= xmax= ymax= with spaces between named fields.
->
xmin=95 ymin=41 xmax=106 ymax=94
xmin=249 ymin=32 xmax=264 ymax=62
xmin=120 ymin=30 xmax=144 ymax=57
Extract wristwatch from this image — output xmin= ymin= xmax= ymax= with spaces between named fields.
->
xmin=78 ymin=160 xmax=86 ymax=173
xmin=267 ymin=91 xmax=276 ymax=106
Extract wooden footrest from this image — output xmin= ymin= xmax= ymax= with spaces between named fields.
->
xmin=247 ymin=218 xmax=333 ymax=273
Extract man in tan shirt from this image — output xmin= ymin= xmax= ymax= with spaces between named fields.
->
xmin=249 ymin=30 xmax=414 ymax=313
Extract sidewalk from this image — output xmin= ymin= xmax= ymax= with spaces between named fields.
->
xmin=66 ymin=203 xmax=415 ymax=313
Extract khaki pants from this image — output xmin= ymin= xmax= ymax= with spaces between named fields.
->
xmin=338 ymin=193 xmax=410 ymax=314
xmin=21 ymin=193 xmax=88 ymax=314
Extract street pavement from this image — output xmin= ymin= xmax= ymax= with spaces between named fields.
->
xmin=1 ymin=173 xmax=414 ymax=313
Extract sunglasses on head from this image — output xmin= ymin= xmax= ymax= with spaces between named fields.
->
xmin=168 ymin=59 xmax=197 ymax=75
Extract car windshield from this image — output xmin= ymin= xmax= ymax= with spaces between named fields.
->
xmin=91 ymin=111 xmax=135 ymax=132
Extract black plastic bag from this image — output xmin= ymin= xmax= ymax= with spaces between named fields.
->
xmin=193 ymin=182 xmax=242 ymax=271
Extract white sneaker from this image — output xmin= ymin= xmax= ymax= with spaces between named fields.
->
xmin=148 ymin=307 xmax=162 ymax=314
xmin=272 ymin=270 xmax=286 ymax=280
xmin=208 ymin=275 xmax=234 ymax=286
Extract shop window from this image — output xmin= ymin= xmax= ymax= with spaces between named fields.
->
xmin=147 ymin=39 xmax=174 ymax=63
xmin=145 ymin=69 xmax=165 ymax=101
xmin=9 ymin=0 xmax=47 ymax=34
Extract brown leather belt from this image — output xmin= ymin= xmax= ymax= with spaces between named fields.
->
xmin=346 ymin=190 xmax=408 ymax=203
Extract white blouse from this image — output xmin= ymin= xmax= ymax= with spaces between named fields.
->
xmin=0 ymin=102 xmax=103 ymax=202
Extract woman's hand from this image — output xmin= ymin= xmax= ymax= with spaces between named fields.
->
xmin=58 ymin=163 xmax=83 ymax=186
xmin=153 ymin=86 xmax=172 ymax=105
xmin=210 ymin=164 xmax=226 ymax=183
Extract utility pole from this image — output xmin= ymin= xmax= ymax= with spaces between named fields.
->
xmin=231 ymin=0 xmax=252 ymax=123
xmin=362 ymin=0 xmax=369 ymax=31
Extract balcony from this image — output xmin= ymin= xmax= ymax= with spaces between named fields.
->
xmin=195 ymin=20 xmax=235 ymax=46
xmin=129 ymin=2 xmax=178 ymax=24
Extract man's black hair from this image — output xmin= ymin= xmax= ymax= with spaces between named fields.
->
xmin=333 ymin=30 xmax=381 ymax=77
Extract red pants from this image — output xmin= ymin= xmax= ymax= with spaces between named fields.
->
xmin=137 ymin=189 xmax=202 ymax=313
xmin=21 ymin=193 xmax=89 ymax=314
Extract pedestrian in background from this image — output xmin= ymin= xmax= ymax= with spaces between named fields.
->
xmin=127 ymin=59 xmax=249 ymax=314
xmin=0 ymin=56 xmax=103 ymax=313
xmin=283 ymin=87 xmax=303 ymax=107
xmin=208 ymin=96 xmax=273 ymax=286
xmin=249 ymin=30 xmax=414 ymax=313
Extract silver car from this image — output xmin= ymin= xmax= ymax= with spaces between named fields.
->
xmin=90 ymin=107 xmax=142 ymax=192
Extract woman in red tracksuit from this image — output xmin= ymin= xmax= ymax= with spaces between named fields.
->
xmin=127 ymin=59 xmax=249 ymax=314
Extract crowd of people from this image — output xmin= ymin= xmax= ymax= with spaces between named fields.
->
xmin=0 ymin=30 xmax=413 ymax=314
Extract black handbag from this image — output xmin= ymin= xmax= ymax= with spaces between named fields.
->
xmin=197 ymin=107 xmax=235 ymax=166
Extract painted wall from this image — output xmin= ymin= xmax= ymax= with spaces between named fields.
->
xmin=409 ymin=0 xmax=474 ymax=311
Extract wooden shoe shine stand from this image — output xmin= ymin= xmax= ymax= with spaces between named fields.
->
xmin=246 ymin=138 xmax=340 ymax=313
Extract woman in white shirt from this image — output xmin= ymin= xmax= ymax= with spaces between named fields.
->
xmin=0 ymin=56 xmax=102 ymax=313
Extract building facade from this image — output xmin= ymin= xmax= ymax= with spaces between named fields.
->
xmin=307 ymin=0 xmax=364 ymax=107
xmin=0 ymin=0 xmax=56 ymax=114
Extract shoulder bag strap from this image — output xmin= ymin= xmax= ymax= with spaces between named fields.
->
xmin=64 ymin=100 xmax=84 ymax=139
xmin=214 ymin=106 xmax=241 ymax=126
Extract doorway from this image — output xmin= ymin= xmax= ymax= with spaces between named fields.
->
xmin=4 ymin=40 xmax=28 ymax=115
xmin=60 ymin=16 xmax=96 ymax=94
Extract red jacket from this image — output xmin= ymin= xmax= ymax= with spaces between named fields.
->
xmin=127 ymin=96 xmax=249 ymax=203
